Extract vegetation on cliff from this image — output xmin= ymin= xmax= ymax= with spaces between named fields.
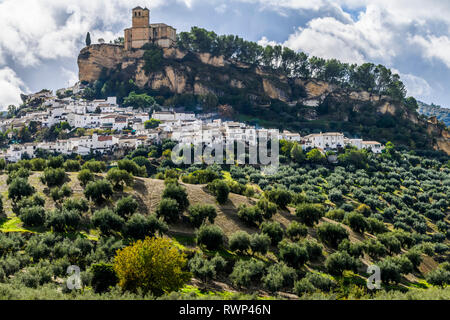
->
xmin=75 ymin=27 xmax=449 ymax=154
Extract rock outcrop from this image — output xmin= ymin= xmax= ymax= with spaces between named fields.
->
xmin=78 ymin=44 xmax=450 ymax=155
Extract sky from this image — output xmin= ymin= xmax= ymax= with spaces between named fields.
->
xmin=0 ymin=0 xmax=449 ymax=110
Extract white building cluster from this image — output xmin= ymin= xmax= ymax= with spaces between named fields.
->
xmin=0 ymin=95 xmax=384 ymax=163
xmin=303 ymin=133 xmax=384 ymax=153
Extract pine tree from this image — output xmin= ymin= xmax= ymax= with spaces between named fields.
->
xmin=86 ymin=32 xmax=91 ymax=46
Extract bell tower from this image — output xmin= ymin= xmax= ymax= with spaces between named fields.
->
xmin=132 ymin=6 xmax=150 ymax=28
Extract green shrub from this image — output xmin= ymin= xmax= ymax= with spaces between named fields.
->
xmin=196 ymin=224 xmax=225 ymax=250
xmin=405 ymin=249 xmax=423 ymax=269
xmin=45 ymin=209 xmax=81 ymax=232
xmin=229 ymin=231 xmax=251 ymax=254
xmin=294 ymin=278 xmax=316 ymax=295
xmin=378 ymin=258 xmax=402 ymax=284
xmin=426 ymin=268 xmax=450 ymax=287
xmin=19 ymin=206 xmax=46 ymax=227
xmin=115 ymin=196 xmax=139 ymax=218
xmin=392 ymin=256 xmax=414 ymax=275
xmin=304 ymin=272 xmax=337 ymax=292
xmin=262 ymin=263 xmax=297 ymax=292
xmin=62 ymin=198 xmax=89 ymax=214
xmin=317 ymin=223 xmax=349 ymax=248
xmin=249 ymin=233 xmax=271 ymax=256
xmin=50 ymin=184 xmax=72 ymax=202
xmin=230 ymin=259 xmax=265 ymax=288
xmin=78 ymin=169 xmax=94 ymax=186
xmin=301 ymin=239 xmax=324 ymax=261
xmin=329 ymin=189 xmax=343 ymax=203
xmin=106 ymin=168 xmax=134 ymax=191
xmin=188 ymin=252 xmax=215 ymax=282
xmin=156 ymin=198 xmax=180 ymax=224
xmin=208 ymin=180 xmax=230 ymax=204
xmin=378 ymin=233 xmax=402 ymax=255
xmin=237 ymin=204 xmax=263 ymax=227
xmin=64 ymin=160 xmax=81 ymax=172
xmin=84 ymin=179 xmax=113 ymax=204
xmin=367 ymin=218 xmax=388 ymax=234
xmin=326 ymin=209 xmax=346 ymax=222
xmin=295 ymin=203 xmax=325 ymax=226
xmin=162 ymin=183 xmax=189 ymax=211
xmin=47 ymin=156 xmax=64 ymax=169
xmin=338 ymin=240 xmax=364 ymax=258
xmin=7 ymin=167 xmax=31 ymax=185
xmin=82 ymin=160 xmax=106 ymax=173
xmin=8 ymin=178 xmax=35 ymax=202
xmin=267 ymin=189 xmax=292 ymax=208
xmin=286 ymin=221 xmax=308 ymax=241
xmin=257 ymin=198 xmax=277 ymax=220
xmin=278 ymin=240 xmax=309 ymax=268
xmin=92 ymin=209 xmax=125 ymax=235
xmin=188 ymin=252 xmax=225 ymax=282
xmin=41 ymin=167 xmax=66 ymax=187
xmin=90 ymin=263 xmax=118 ymax=293
xmin=187 ymin=204 xmax=217 ymax=228
xmin=260 ymin=221 xmax=284 ymax=246
xmin=325 ymin=251 xmax=359 ymax=276
xmin=344 ymin=211 xmax=369 ymax=233
xmin=364 ymin=239 xmax=388 ymax=259
xmin=123 ymin=214 xmax=168 ymax=240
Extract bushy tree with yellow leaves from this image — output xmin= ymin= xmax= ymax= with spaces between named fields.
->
xmin=113 ymin=237 xmax=190 ymax=296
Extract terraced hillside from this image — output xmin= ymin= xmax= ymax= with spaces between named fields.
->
xmin=0 ymin=144 xmax=449 ymax=299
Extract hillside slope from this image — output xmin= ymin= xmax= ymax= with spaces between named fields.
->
xmin=1 ymin=169 xmax=447 ymax=298
xmin=418 ymin=101 xmax=450 ymax=127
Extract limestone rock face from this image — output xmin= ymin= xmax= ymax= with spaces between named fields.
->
xmin=78 ymin=44 xmax=127 ymax=83
xmin=438 ymin=130 xmax=450 ymax=155
xmin=262 ymin=79 xmax=289 ymax=102
xmin=296 ymin=79 xmax=335 ymax=99
xmin=198 ymin=52 xmax=226 ymax=67
xmin=77 ymin=44 xmax=449 ymax=155
xmin=378 ymin=102 xmax=397 ymax=116
xmin=194 ymin=82 xmax=214 ymax=96
xmin=163 ymin=47 xmax=187 ymax=60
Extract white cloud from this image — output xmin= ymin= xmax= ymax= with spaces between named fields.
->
xmin=0 ymin=67 xmax=28 ymax=110
xmin=215 ymin=4 xmax=228 ymax=14
xmin=0 ymin=0 xmax=448 ymax=106
xmin=257 ymin=36 xmax=278 ymax=48
xmin=249 ymin=0 xmax=450 ymax=71
xmin=242 ymin=0 xmax=450 ymax=25
xmin=61 ymin=67 xmax=79 ymax=89
xmin=237 ymin=0 xmax=327 ymax=11
xmin=281 ymin=5 xmax=400 ymax=65
xmin=399 ymin=73 xmax=432 ymax=98
xmin=0 ymin=0 xmax=154 ymax=67
xmin=410 ymin=35 xmax=450 ymax=68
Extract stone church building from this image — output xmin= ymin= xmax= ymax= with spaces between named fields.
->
xmin=124 ymin=6 xmax=177 ymax=50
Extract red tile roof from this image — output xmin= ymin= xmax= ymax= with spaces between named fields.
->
xmin=97 ymin=136 xmax=112 ymax=142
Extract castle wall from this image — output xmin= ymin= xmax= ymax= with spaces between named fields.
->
xmin=124 ymin=29 xmax=132 ymax=51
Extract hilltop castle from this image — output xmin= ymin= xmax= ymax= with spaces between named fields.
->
xmin=124 ymin=6 xmax=177 ymax=50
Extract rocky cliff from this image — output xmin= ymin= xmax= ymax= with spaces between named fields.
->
xmin=78 ymin=44 xmax=450 ymax=155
